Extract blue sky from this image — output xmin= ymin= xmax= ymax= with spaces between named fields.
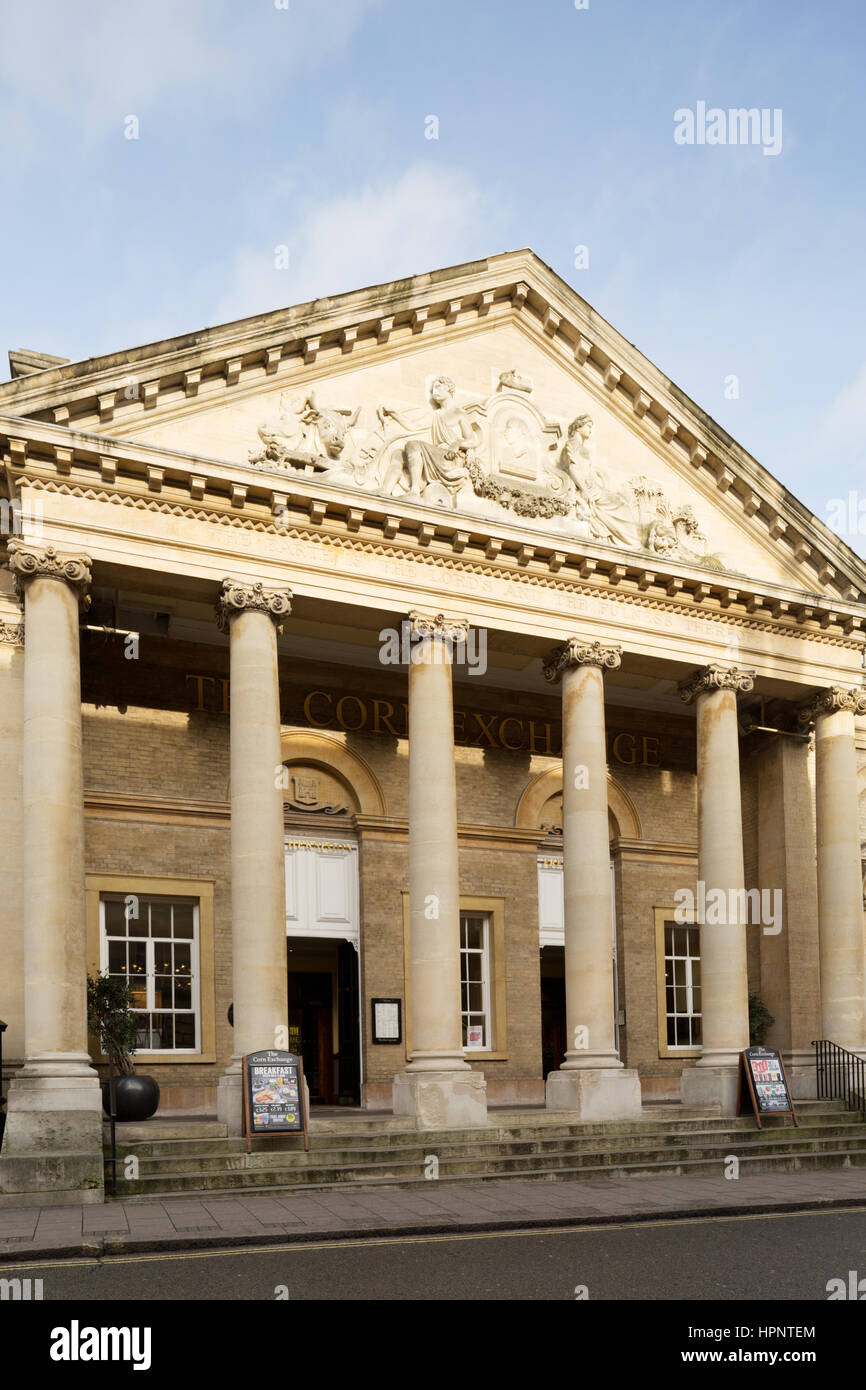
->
xmin=2 ymin=0 xmax=864 ymax=555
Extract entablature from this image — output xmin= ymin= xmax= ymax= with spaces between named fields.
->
xmin=2 ymin=415 xmax=864 ymax=660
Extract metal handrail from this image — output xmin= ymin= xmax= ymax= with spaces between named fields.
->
xmin=812 ymin=1039 xmax=866 ymax=1115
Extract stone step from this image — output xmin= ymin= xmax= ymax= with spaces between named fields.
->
xmin=109 ymin=1129 xmax=866 ymax=1189
xmin=103 ymin=1119 xmax=229 ymax=1143
xmin=104 ymin=1107 xmax=863 ymax=1160
xmin=108 ymin=1121 xmax=866 ymax=1175
xmin=103 ymin=1098 xmax=851 ymax=1153
xmin=102 ymin=1101 xmax=865 ymax=1199
xmin=112 ymin=1144 xmax=866 ymax=1199
xmin=107 ymin=1125 xmax=866 ymax=1165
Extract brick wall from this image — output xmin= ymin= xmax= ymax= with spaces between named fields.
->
xmin=78 ymin=677 xmax=705 ymax=1111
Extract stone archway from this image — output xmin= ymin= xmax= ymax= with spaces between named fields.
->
xmin=514 ymin=765 xmax=642 ymax=841
xmin=278 ymin=729 xmax=386 ymax=817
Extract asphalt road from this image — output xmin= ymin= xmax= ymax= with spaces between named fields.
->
xmin=4 ymin=1207 xmax=866 ymax=1301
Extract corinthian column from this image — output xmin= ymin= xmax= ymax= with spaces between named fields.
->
xmin=216 ymin=579 xmax=292 ymax=1134
xmin=541 ymin=638 xmax=641 ymax=1119
xmin=393 ymin=612 xmax=487 ymax=1128
xmin=799 ymin=685 xmax=866 ymax=1051
xmin=679 ymin=663 xmax=755 ymax=1112
xmin=0 ymin=541 xmax=103 ymax=1204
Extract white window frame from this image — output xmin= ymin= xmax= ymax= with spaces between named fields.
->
xmin=99 ymin=893 xmax=202 ymax=1055
xmin=460 ymin=911 xmax=492 ymax=1052
xmin=663 ymin=921 xmax=702 ymax=1051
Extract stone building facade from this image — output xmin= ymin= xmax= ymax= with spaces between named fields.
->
xmin=1 ymin=249 xmax=865 ymax=1204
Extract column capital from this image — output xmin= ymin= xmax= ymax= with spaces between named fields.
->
xmin=216 ymin=578 xmax=293 ymax=634
xmin=542 ymin=638 xmax=621 ymax=684
xmin=0 ymin=616 xmax=24 ymax=647
xmin=678 ymin=663 xmax=756 ymax=704
xmin=6 ymin=539 xmax=92 ymax=608
xmin=797 ymin=684 xmax=866 ymax=726
xmin=407 ymin=611 xmax=469 ymax=643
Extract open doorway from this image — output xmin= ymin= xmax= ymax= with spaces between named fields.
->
xmin=537 ymin=856 xmax=621 ymax=1075
xmin=286 ymin=938 xmax=360 ymax=1106
xmin=540 ymin=945 xmax=566 ymax=1079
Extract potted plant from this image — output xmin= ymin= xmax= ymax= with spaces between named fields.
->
xmin=87 ymin=972 xmax=160 ymax=1122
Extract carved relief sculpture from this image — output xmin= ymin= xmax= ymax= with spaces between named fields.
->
xmin=249 ymin=374 xmax=724 ymax=569
xmin=558 ymin=415 xmax=639 ymax=548
xmin=284 ymin=769 xmax=350 ymax=815
xmin=497 ymin=368 xmax=533 ymax=393
xmin=396 ymin=375 xmax=481 ymax=503
xmin=251 ymin=391 xmax=361 ymax=478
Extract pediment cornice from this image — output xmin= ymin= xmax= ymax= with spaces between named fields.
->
xmin=1 ymin=248 xmax=864 ymax=602
xmin=1 ymin=414 xmax=863 ymax=655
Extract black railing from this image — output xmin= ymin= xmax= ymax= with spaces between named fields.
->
xmin=0 ymin=1018 xmax=7 ymax=1144
xmin=813 ymin=1039 xmax=866 ymax=1115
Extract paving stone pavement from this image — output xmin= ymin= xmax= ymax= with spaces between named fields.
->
xmin=2 ymin=1168 xmax=866 ymax=1261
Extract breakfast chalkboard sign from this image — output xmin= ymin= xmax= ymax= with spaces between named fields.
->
xmin=737 ymin=1046 xmax=798 ymax=1129
xmin=242 ymin=1050 xmax=309 ymax=1153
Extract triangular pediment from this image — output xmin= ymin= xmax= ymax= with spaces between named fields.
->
xmin=1 ymin=249 xmax=864 ymax=603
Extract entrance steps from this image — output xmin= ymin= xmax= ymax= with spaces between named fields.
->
xmin=104 ymin=1100 xmax=866 ymax=1200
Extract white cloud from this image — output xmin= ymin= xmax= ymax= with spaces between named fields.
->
xmin=0 ymin=0 xmax=385 ymax=161
xmin=210 ymin=162 xmax=497 ymax=325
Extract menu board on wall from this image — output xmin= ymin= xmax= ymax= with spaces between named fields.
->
xmin=242 ymin=1050 xmax=309 ymax=1152
xmin=737 ymin=1046 xmax=798 ymax=1129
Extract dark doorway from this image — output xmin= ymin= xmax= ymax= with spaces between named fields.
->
xmin=336 ymin=940 xmax=361 ymax=1105
xmin=540 ymin=945 xmax=566 ymax=1079
xmin=287 ymin=970 xmax=334 ymax=1104
xmin=286 ymin=938 xmax=361 ymax=1106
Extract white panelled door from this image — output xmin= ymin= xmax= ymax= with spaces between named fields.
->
xmin=284 ymin=836 xmax=360 ymax=945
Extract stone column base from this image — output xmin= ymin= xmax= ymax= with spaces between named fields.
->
xmin=1 ymin=1063 xmax=102 ymax=1155
xmin=217 ymin=1068 xmax=244 ymax=1135
xmin=545 ymin=1066 xmax=642 ymax=1120
xmin=785 ymin=1051 xmax=818 ymax=1100
xmin=0 ymin=1063 xmax=103 ymax=1206
xmin=393 ymin=1070 xmax=488 ymax=1129
xmin=680 ymin=1064 xmax=739 ymax=1114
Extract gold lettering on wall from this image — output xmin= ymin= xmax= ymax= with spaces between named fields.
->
xmin=335 ymin=695 xmax=367 ymax=732
xmin=612 ymin=732 xmax=637 ymax=765
xmin=499 ymin=717 xmax=525 ymax=751
xmin=642 ymin=735 xmax=661 ymax=767
xmin=303 ymin=691 xmax=333 ymax=727
xmin=186 ymin=679 xmax=668 ymax=766
xmin=185 ymin=674 xmax=215 ymax=712
xmin=372 ymin=699 xmax=399 ymax=736
xmin=528 ymin=720 xmax=554 ymax=756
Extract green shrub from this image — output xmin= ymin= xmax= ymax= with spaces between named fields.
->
xmin=87 ymin=972 xmax=138 ymax=1075
xmin=748 ymin=991 xmax=774 ymax=1045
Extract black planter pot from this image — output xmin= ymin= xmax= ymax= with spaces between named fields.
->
xmin=102 ymin=1074 xmax=160 ymax=1122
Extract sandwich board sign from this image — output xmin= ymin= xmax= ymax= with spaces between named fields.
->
xmin=242 ymin=1050 xmax=309 ymax=1153
xmin=737 ymin=1046 xmax=798 ymax=1129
